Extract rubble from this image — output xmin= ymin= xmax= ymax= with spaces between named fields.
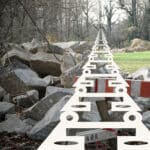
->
xmin=61 ymin=61 xmax=83 ymax=88
xmin=61 ymin=50 xmax=83 ymax=73
xmin=28 ymin=96 xmax=71 ymax=140
xmin=13 ymin=90 xmax=39 ymax=108
xmin=134 ymin=97 xmax=150 ymax=112
xmin=0 ymin=86 xmax=6 ymax=100
xmin=2 ymin=48 xmax=31 ymax=66
xmin=30 ymin=52 xmax=62 ymax=76
xmin=23 ymin=87 xmax=73 ymax=121
xmin=130 ymin=67 xmax=150 ymax=81
xmin=0 ymin=102 xmax=15 ymax=121
xmin=0 ymin=114 xmax=30 ymax=134
xmin=22 ymin=40 xmax=65 ymax=55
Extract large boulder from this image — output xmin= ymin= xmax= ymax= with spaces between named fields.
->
xmin=28 ymin=95 xmax=71 ymax=140
xmin=143 ymin=111 xmax=150 ymax=130
xmin=45 ymin=86 xmax=74 ymax=96
xmin=43 ymin=75 xmax=60 ymax=86
xmin=23 ymin=86 xmax=74 ymax=121
xmin=0 ymin=102 xmax=15 ymax=121
xmin=22 ymin=39 xmax=65 ymax=55
xmin=61 ymin=62 xmax=83 ymax=88
xmin=130 ymin=67 xmax=150 ymax=81
xmin=71 ymin=41 xmax=93 ymax=54
xmin=21 ymin=38 xmax=43 ymax=53
xmin=0 ymin=86 xmax=6 ymax=101
xmin=30 ymin=52 xmax=62 ymax=76
xmin=61 ymin=50 xmax=82 ymax=73
xmin=53 ymin=41 xmax=79 ymax=49
xmin=0 ymin=60 xmax=48 ymax=96
xmin=2 ymin=48 xmax=31 ymax=66
xmin=134 ymin=97 xmax=150 ymax=112
xmin=13 ymin=90 xmax=39 ymax=108
xmin=0 ymin=114 xmax=30 ymax=134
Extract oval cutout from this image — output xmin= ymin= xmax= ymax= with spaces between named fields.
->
xmin=72 ymin=105 xmax=86 ymax=108
xmin=55 ymin=141 xmax=78 ymax=146
xmin=124 ymin=141 xmax=148 ymax=145
xmin=116 ymin=105 xmax=131 ymax=108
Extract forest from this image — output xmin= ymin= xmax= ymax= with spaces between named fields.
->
xmin=0 ymin=0 xmax=149 ymax=48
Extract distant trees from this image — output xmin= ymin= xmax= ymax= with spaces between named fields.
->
xmin=104 ymin=0 xmax=116 ymax=46
xmin=0 ymin=0 xmax=97 ymax=43
xmin=118 ymin=0 xmax=150 ymax=41
xmin=0 ymin=0 xmax=149 ymax=47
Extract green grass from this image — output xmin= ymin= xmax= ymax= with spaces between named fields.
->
xmin=114 ymin=51 xmax=150 ymax=73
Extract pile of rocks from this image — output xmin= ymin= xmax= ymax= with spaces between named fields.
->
xmin=0 ymin=39 xmax=150 ymax=148
xmin=0 ymin=39 xmax=92 ymax=144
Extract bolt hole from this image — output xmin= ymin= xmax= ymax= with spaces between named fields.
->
xmin=79 ymin=88 xmax=83 ymax=92
xmin=129 ymin=115 xmax=136 ymax=121
xmin=124 ymin=141 xmax=148 ymax=145
xmin=66 ymin=115 xmax=73 ymax=121
xmin=72 ymin=105 xmax=86 ymax=108
xmin=55 ymin=141 xmax=78 ymax=145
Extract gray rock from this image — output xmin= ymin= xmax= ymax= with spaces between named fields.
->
xmin=134 ymin=97 xmax=150 ymax=111
xmin=45 ymin=86 xmax=74 ymax=96
xmin=0 ymin=61 xmax=48 ymax=96
xmin=28 ymin=96 xmax=71 ymax=140
xmin=43 ymin=75 xmax=60 ymax=86
xmin=109 ymin=111 xmax=125 ymax=121
xmin=21 ymin=39 xmax=42 ymax=53
xmin=0 ymin=114 xmax=30 ymax=133
xmin=53 ymin=41 xmax=79 ymax=49
xmin=144 ymin=123 xmax=150 ymax=130
xmin=0 ymin=102 xmax=15 ymax=114
xmin=23 ymin=118 xmax=37 ymax=127
xmin=22 ymin=40 xmax=65 ymax=55
xmin=130 ymin=67 xmax=150 ymax=81
xmin=13 ymin=90 xmax=39 ymax=108
xmin=24 ymin=87 xmax=73 ymax=121
xmin=14 ymin=63 xmax=48 ymax=89
xmin=61 ymin=62 xmax=83 ymax=88
xmin=2 ymin=48 xmax=31 ymax=66
xmin=0 ymin=86 xmax=6 ymax=100
xmin=143 ymin=111 xmax=150 ymax=124
xmin=30 ymin=52 xmax=62 ymax=76
xmin=3 ymin=94 xmax=12 ymax=103
xmin=82 ymin=101 xmax=101 ymax=121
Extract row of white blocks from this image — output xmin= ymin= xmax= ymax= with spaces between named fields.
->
xmin=38 ymin=31 xmax=150 ymax=150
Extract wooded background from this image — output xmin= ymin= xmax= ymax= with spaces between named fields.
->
xmin=0 ymin=0 xmax=149 ymax=48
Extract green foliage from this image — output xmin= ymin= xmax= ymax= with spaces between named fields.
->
xmin=114 ymin=51 xmax=150 ymax=73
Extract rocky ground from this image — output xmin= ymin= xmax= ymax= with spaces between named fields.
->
xmin=0 ymin=39 xmax=150 ymax=149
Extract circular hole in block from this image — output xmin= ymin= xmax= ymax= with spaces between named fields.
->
xmin=66 ymin=115 xmax=74 ymax=121
xmin=108 ymin=57 xmax=113 ymax=61
xmin=129 ymin=115 xmax=136 ymax=121
xmin=72 ymin=105 xmax=86 ymax=108
xmin=112 ymin=69 xmax=119 ymax=74
xmin=116 ymin=105 xmax=131 ymax=108
xmin=116 ymin=87 xmax=127 ymax=93
xmin=124 ymin=112 xmax=142 ymax=122
xmin=79 ymin=88 xmax=84 ymax=92
xmin=118 ymin=88 xmax=124 ymax=92
xmin=124 ymin=141 xmax=148 ymax=145
xmin=60 ymin=111 xmax=79 ymax=122
xmin=55 ymin=141 xmax=78 ymax=145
